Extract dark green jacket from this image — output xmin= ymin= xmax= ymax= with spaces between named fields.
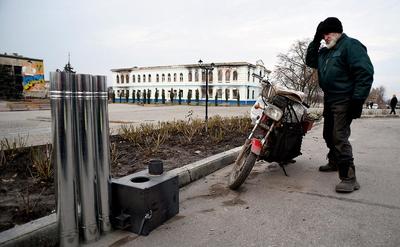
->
xmin=306 ymin=33 xmax=374 ymax=103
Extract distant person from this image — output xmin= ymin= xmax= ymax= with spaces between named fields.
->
xmin=390 ymin=94 xmax=398 ymax=114
xmin=370 ymin=101 xmax=373 ymax=109
xmin=306 ymin=17 xmax=374 ymax=193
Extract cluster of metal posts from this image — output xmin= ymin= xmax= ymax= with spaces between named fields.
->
xmin=50 ymin=72 xmax=111 ymax=247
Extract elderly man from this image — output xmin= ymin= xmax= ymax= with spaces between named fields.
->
xmin=306 ymin=17 xmax=374 ymax=193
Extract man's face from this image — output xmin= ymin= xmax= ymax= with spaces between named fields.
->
xmin=323 ymin=32 xmax=340 ymax=45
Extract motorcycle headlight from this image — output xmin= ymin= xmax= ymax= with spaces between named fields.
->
xmin=264 ymin=104 xmax=283 ymax=121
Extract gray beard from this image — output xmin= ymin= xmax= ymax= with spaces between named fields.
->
xmin=326 ymin=33 xmax=342 ymax=49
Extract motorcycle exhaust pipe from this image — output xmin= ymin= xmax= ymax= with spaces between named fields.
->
xmin=50 ymin=72 xmax=79 ymax=247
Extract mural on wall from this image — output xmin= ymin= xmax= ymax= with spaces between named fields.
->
xmin=22 ymin=61 xmax=45 ymax=91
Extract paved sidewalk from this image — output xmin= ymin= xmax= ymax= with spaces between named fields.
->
xmin=1 ymin=118 xmax=399 ymax=246
xmin=88 ymin=118 xmax=400 ymax=247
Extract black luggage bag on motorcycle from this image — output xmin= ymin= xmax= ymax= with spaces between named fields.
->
xmin=266 ymin=122 xmax=304 ymax=163
xmin=265 ymin=95 xmax=305 ymax=163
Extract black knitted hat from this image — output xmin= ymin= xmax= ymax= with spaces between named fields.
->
xmin=321 ymin=17 xmax=343 ymax=34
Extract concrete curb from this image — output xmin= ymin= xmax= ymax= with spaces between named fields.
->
xmin=168 ymin=146 xmax=241 ymax=188
xmin=0 ymin=146 xmax=241 ymax=247
xmin=361 ymin=114 xmax=399 ymax=118
xmin=0 ymin=214 xmax=57 ymax=247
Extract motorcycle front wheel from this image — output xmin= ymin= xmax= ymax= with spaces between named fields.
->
xmin=228 ymin=140 xmax=257 ymax=190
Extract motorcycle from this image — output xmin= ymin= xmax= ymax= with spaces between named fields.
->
xmin=228 ymin=74 xmax=315 ymax=190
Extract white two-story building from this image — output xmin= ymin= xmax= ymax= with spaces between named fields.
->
xmin=110 ymin=61 xmax=270 ymax=105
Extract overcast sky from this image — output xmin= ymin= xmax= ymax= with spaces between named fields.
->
xmin=1 ymin=0 xmax=399 ymax=99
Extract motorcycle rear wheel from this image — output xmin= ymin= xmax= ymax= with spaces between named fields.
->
xmin=228 ymin=140 xmax=257 ymax=190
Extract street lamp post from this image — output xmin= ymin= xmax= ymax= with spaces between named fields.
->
xmin=198 ymin=59 xmax=215 ymax=132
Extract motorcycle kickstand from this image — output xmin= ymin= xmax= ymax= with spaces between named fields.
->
xmin=279 ymin=162 xmax=289 ymax=176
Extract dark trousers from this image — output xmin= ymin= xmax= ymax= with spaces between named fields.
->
xmin=390 ymin=107 xmax=396 ymax=115
xmin=323 ymin=99 xmax=355 ymax=178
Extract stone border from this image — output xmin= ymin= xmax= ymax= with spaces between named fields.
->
xmin=0 ymin=214 xmax=57 ymax=247
xmin=0 ymin=147 xmax=241 ymax=247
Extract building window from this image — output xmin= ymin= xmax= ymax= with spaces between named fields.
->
xmin=148 ymin=89 xmax=152 ymax=99
xmin=225 ymin=89 xmax=230 ymax=100
xmin=233 ymin=71 xmax=238 ymax=81
xmin=138 ymin=75 xmax=141 ymax=83
xmin=195 ymin=70 xmax=199 ymax=82
xmin=201 ymin=71 xmax=205 ymax=82
xmin=162 ymin=74 xmax=165 ymax=82
xmin=188 ymin=71 xmax=192 ymax=82
xmin=148 ymin=74 xmax=151 ymax=82
xmin=232 ymin=89 xmax=239 ymax=99
xmin=225 ymin=70 xmax=230 ymax=82
xmin=156 ymin=74 xmax=159 ymax=82
xmin=143 ymin=74 xmax=146 ymax=82
xmin=180 ymin=73 xmax=183 ymax=82
xmin=252 ymin=90 xmax=255 ymax=99
xmin=173 ymin=73 xmax=177 ymax=82
xmin=208 ymin=87 xmax=213 ymax=98
xmin=209 ymin=71 xmax=213 ymax=82
xmin=217 ymin=89 xmax=223 ymax=98
xmin=218 ymin=70 xmax=222 ymax=82
xmin=248 ymin=70 xmax=250 ymax=81
xmin=132 ymin=75 xmax=135 ymax=83
xmin=168 ymin=73 xmax=171 ymax=82
xmin=201 ymin=87 xmax=206 ymax=98
xmin=121 ymin=75 xmax=124 ymax=83
xmin=116 ymin=75 xmax=119 ymax=84
xmin=126 ymin=74 xmax=129 ymax=83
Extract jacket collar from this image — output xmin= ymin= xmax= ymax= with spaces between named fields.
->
xmin=332 ymin=33 xmax=347 ymax=49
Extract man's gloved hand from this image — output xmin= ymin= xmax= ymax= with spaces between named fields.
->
xmin=350 ymin=99 xmax=364 ymax=119
xmin=313 ymin=21 xmax=324 ymax=43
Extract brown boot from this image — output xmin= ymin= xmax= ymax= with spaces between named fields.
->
xmin=319 ymin=160 xmax=337 ymax=172
xmin=336 ymin=166 xmax=360 ymax=193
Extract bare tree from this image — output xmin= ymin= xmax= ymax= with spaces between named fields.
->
xmin=367 ymin=86 xmax=386 ymax=107
xmin=273 ymin=39 xmax=322 ymax=106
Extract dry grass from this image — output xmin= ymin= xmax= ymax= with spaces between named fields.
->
xmin=30 ymin=144 xmax=53 ymax=183
xmin=118 ymin=115 xmax=252 ymax=153
xmin=0 ymin=135 xmax=28 ymax=166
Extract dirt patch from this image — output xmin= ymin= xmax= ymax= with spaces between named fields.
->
xmin=0 ymin=118 xmax=252 ymax=232
xmin=222 ymin=197 xmax=247 ymax=206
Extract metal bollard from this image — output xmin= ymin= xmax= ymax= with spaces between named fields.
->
xmin=50 ymin=72 xmax=79 ymax=247
xmin=75 ymin=74 xmax=100 ymax=242
xmin=93 ymin=75 xmax=112 ymax=233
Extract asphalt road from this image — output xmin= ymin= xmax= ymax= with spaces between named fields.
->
xmin=90 ymin=118 xmax=400 ymax=247
xmin=0 ymin=104 xmax=250 ymax=146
